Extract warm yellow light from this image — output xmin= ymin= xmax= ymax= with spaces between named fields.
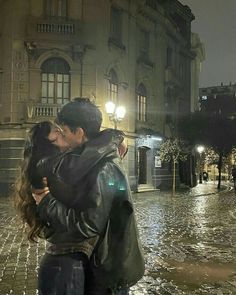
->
xmin=105 ymin=101 xmax=115 ymax=115
xmin=197 ymin=145 xmax=204 ymax=154
xmin=115 ymin=106 xmax=126 ymax=120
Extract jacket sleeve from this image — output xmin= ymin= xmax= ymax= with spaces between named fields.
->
xmin=37 ymin=162 xmax=115 ymax=239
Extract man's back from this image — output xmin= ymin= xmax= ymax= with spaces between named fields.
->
xmin=88 ymin=158 xmax=145 ymax=289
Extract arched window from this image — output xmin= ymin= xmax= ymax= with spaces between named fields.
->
xmin=110 ymin=6 xmax=122 ymax=43
xmin=44 ymin=0 xmax=67 ymax=18
xmin=41 ymin=58 xmax=70 ymax=104
xmin=137 ymin=83 xmax=147 ymax=122
xmin=108 ymin=69 xmax=118 ymax=102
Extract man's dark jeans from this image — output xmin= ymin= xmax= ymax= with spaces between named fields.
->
xmin=38 ymin=252 xmax=87 ymax=295
xmin=38 ymin=252 xmax=129 ymax=295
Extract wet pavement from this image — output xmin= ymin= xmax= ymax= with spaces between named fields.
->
xmin=0 ymin=182 xmax=236 ymax=294
xmin=131 ymin=182 xmax=236 ymax=295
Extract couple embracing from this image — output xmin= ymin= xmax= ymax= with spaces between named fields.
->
xmin=15 ymin=98 xmax=144 ymax=295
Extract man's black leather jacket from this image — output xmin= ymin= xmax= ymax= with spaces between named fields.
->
xmin=37 ymin=129 xmax=145 ymax=288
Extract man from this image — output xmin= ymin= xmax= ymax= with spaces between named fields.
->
xmin=33 ymin=98 xmax=144 ymax=294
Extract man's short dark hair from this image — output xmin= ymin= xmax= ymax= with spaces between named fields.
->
xmin=57 ymin=98 xmax=102 ymax=139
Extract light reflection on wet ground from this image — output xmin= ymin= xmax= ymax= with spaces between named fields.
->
xmin=131 ymin=183 xmax=236 ymax=294
xmin=0 ymin=183 xmax=236 ymax=294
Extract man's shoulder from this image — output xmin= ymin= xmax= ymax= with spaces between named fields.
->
xmin=95 ymin=158 xmax=127 ymax=183
xmin=64 ymin=146 xmax=83 ymax=157
xmin=97 ymin=158 xmax=123 ymax=171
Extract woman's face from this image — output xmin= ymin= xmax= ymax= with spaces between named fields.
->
xmin=47 ymin=126 xmax=70 ymax=151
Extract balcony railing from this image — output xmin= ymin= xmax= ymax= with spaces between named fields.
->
xmin=26 ymin=103 xmax=62 ymax=121
xmin=26 ymin=17 xmax=79 ymax=40
xmin=37 ymin=22 xmax=75 ymax=34
xmin=137 ymin=52 xmax=154 ymax=68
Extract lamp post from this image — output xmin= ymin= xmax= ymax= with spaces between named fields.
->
xmin=197 ymin=145 xmax=205 ymax=184
xmin=105 ymin=101 xmax=126 ymax=129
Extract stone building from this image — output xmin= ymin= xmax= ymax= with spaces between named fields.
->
xmin=191 ymin=32 xmax=205 ymax=112
xmin=178 ymin=32 xmax=205 ymax=188
xmin=0 ymin=0 xmax=195 ymax=194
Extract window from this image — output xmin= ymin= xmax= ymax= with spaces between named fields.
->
xmin=137 ymin=84 xmax=147 ymax=122
xmin=108 ymin=69 xmax=118 ymax=102
xmin=165 ymin=87 xmax=172 ymax=123
xmin=0 ymin=72 xmax=2 ymax=105
xmin=166 ymin=47 xmax=173 ymax=67
xmin=41 ymin=58 xmax=70 ymax=104
xmin=44 ymin=0 xmax=67 ymax=18
xmin=146 ymin=0 xmax=158 ymax=11
xmin=140 ymin=29 xmax=149 ymax=56
xmin=179 ymin=62 xmax=184 ymax=80
xmin=110 ymin=6 xmax=122 ymax=42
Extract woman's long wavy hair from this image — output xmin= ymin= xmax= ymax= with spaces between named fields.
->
xmin=14 ymin=121 xmax=60 ymax=242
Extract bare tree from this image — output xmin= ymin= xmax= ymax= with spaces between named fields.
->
xmin=159 ymin=138 xmax=187 ymax=195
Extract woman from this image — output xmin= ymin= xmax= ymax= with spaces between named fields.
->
xmin=14 ymin=121 xmax=69 ymax=241
xmin=14 ymin=121 xmax=127 ymax=294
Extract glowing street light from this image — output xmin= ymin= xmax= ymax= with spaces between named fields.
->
xmin=105 ymin=101 xmax=116 ymax=115
xmin=197 ymin=145 xmax=204 ymax=154
xmin=196 ymin=145 xmax=205 ymax=184
xmin=105 ymin=101 xmax=126 ymax=129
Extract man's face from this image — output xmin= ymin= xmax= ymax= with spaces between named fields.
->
xmin=60 ymin=125 xmax=87 ymax=149
xmin=47 ymin=126 xmax=70 ymax=151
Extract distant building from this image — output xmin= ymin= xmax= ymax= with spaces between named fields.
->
xmin=0 ymin=0 xmax=195 ymax=194
xmin=199 ymin=83 xmax=236 ymax=117
xmin=199 ymin=83 xmax=236 ymax=183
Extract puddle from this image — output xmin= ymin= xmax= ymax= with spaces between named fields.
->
xmin=161 ymin=260 xmax=236 ymax=287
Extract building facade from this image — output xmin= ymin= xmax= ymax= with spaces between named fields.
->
xmin=191 ymin=32 xmax=205 ymax=112
xmin=199 ymin=83 xmax=236 ymax=184
xmin=199 ymin=83 xmax=236 ymax=117
xmin=0 ymin=0 xmax=195 ymax=194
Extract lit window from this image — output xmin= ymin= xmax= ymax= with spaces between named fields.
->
xmin=41 ymin=58 xmax=70 ymax=104
xmin=137 ymin=84 xmax=147 ymax=122
xmin=108 ymin=69 xmax=118 ymax=102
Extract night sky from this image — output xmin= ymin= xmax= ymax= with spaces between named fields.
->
xmin=180 ymin=0 xmax=236 ymax=87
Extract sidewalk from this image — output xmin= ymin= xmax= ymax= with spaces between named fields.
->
xmin=186 ymin=180 xmax=231 ymax=196
xmin=133 ymin=181 xmax=230 ymax=200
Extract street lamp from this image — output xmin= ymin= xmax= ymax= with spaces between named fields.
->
xmin=196 ymin=145 xmax=205 ymax=184
xmin=105 ymin=101 xmax=126 ymax=129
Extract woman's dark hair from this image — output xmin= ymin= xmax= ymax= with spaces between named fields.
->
xmin=14 ymin=121 xmax=60 ymax=242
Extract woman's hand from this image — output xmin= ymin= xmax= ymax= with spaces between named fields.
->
xmin=32 ymin=177 xmax=50 ymax=205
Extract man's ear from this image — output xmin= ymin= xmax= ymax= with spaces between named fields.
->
xmin=76 ymin=127 xmax=87 ymax=143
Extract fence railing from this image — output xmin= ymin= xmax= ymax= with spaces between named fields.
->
xmin=37 ymin=22 xmax=75 ymax=34
xmin=27 ymin=103 xmax=62 ymax=120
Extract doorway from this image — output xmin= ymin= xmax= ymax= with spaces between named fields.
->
xmin=138 ymin=147 xmax=148 ymax=184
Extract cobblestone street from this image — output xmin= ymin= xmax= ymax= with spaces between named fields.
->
xmin=132 ymin=183 xmax=236 ymax=295
xmin=1 ymin=183 xmax=236 ymax=294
